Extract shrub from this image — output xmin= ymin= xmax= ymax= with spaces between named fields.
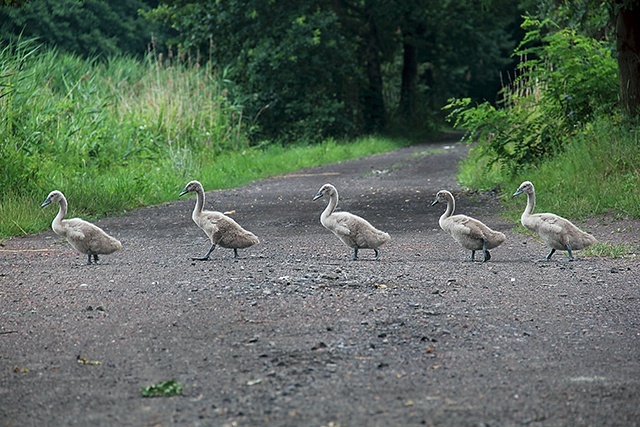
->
xmin=443 ymin=16 xmax=619 ymax=181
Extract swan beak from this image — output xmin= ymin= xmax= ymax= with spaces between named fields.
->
xmin=513 ymin=188 xmax=523 ymax=197
xmin=179 ymin=188 xmax=189 ymax=197
xmin=312 ymin=191 xmax=324 ymax=201
xmin=430 ymin=198 xmax=439 ymax=207
xmin=40 ymin=198 xmax=52 ymax=208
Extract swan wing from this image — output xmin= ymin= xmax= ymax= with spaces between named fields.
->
xmin=535 ymin=213 xmax=567 ymax=235
xmin=199 ymin=210 xmax=258 ymax=248
xmin=333 ymin=211 xmax=390 ymax=248
xmin=446 ymin=215 xmax=485 ymax=240
xmin=327 ymin=212 xmax=355 ymax=236
xmin=63 ymin=218 xmax=121 ymax=254
xmin=63 ymin=218 xmax=91 ymax=241
xmin=536 ymin=212 xmax=595 ymax=249
xmin=196 ymin=211 xmax=223 ymax=234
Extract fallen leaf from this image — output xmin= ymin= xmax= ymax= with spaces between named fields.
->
xmin=77 ymin=356 xmax=101 ymax=366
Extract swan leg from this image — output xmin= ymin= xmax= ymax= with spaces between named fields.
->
xmin=466 ymin=251 xmax=475 ymax=262
xmin=86 ymin=251 xmax=93 ymax=265
xmin=536 ymin=248 xmax=555 ymax=262
xmin=481 ymin=237 xmax=490 ymax=263
xmin=373 ymin=248 xmax=380 ymax=260
xmin=193 ymin=244 xmax=216 ymax=261
xmin=233 ymin=248 xmax=239 ymax=259
xmin=564 ymin=244 xmax=574 ymax=262
xmin=350 ymin=245 xmax=359 ymax=261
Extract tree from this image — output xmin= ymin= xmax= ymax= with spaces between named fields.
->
xmin=146 ymin=0 xmax=520 ymax=141
xmin=616 ymin=1 xmax=640 ymax=117
xmin=521 ymin=0 xmax=640 ymax=118
xmin=0 ymin=0 xmax=167 ymax=58
xmin=147 ymin=0 xmax=374 ymax=140
xmin=396 ymin=0 xmax=520 ymax=120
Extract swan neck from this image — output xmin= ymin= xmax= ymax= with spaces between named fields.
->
xmin=524 ymin=191 xmax=535 ymax=215
xmin=194 ymin=187 xmax=205 ymax=214
xmin=54 ymin=196 xmax=67 ymax=227
xmin=322 ymin=191 xmax=338 ymax=218
xmin=442 ymin=194 xmax=455 ymax=219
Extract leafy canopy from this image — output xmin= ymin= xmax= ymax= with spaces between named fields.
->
xmin=444 ymin=16 xmax=618 ymax=179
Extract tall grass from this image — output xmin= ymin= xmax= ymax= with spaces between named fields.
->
xmin=501 ymin=117 xmax=640 ymax=220
xmin=0 ymin=40 xmax=407 ymax=238
xmin=450 ymin=18 xmax=639 ymax=223
xmin=458 ymin=115 xmax=640 ymax=221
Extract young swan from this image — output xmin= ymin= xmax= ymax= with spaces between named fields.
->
xmin=513 ymin=181 xmax=597 ymax=262
xmin=313 ymin=183 xmax=390 ymax=260
xmin=179 ymin=180 xmax=259 ymax=260
xmin=431 ymin=190 xmax=506 ymax=262
xmin=41 ymin=190 xmax=122 ymax=265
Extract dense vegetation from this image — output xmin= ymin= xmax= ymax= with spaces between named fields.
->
xmin=143 ymin=0 xmax=522 ymax=141
xmin=1 ymin=0 xmax=639 ymax=241
xmin=0 ymin=0 xmax=167 ymax=58
xmin=1 ymin=0 xmax=523 ymax=141
xmin=0 ymin=39 xmax=406 ymax=238
xmin=446 ymin=12 xmax=639 ymax=220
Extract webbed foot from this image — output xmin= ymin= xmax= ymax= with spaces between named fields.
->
xmin=535 ymin=248 xmax=555 ymax=263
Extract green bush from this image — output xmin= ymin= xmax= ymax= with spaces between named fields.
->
xmin=444 ymin=16 xmax=619 ymax=180
xmin=501 ymin=116 xmax=640 ymax=220
xmin=0 ymin=39 xmax=409 ymax=238
xmin=443 ymin=16 xmax=639 ymax=220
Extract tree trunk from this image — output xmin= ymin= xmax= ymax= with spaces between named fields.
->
xmin=616 ymin=3 xmax=640 ymax=117
xmin=362 ymin=1 xmax=386 ymax=133
xmin=399 ymin=30 xmax=418 ymax=120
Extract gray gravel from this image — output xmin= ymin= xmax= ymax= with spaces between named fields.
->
xmin=1 ymin=137 xmax=639 ymax=427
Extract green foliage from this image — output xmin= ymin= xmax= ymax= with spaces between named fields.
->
xmin=0 ymin=40 xmax=408 ymax=238
xmin=0 ymin=0 xmax=168 ymax=58
xmin=146 ymin=1 xmax=360 ymax=142
xmin=446 ymin=14 xmax=639 ymax=221
xmin=519 ymin=0 xmax=621 ymax=40
xmin=2 ymin=39 xmax=245 ymax=162
xmin=499 ymin=116 xmax=640 ymax=220
xmin=583 ymin=242 xmax=637 ymax=259
xmin=242 ymin=6 xmax=359 ymax=142
xmin=444 ymin=16 xmax=618 ymax=179
xmin=146 ymin=0 xmax=520 ymax=142
xmin=0 ymin=0 xmax=525 ymax=142
xmin=141 ymin=380 xmax=184 ymax=398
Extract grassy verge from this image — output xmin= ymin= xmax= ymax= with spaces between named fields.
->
xmin=458 ymin=116 xmax=640 ymax=222
xmin=0 ymin=39 xmax=411 ymax=239
xmin=1 ymin=136 xmax=407 ymax=239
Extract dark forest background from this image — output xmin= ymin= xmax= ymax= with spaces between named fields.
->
xmin=1 ymin=0 xmax=524 ymax=142
xmin=1 ymin=0 xmax=638 ymax=143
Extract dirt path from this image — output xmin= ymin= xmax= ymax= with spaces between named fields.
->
xmin=1 ymin=138 xmax=639 ymax=427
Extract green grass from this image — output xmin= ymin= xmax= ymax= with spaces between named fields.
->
xmin=141 ymin=380 xmax=184 ymax=398
xmin=458 ymin=116 xmax=640 ymax=222
xmin=0 ymin=39 xmax=409 ymax=238
xmin=583 ymin=242 xmax=637 ymax=259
